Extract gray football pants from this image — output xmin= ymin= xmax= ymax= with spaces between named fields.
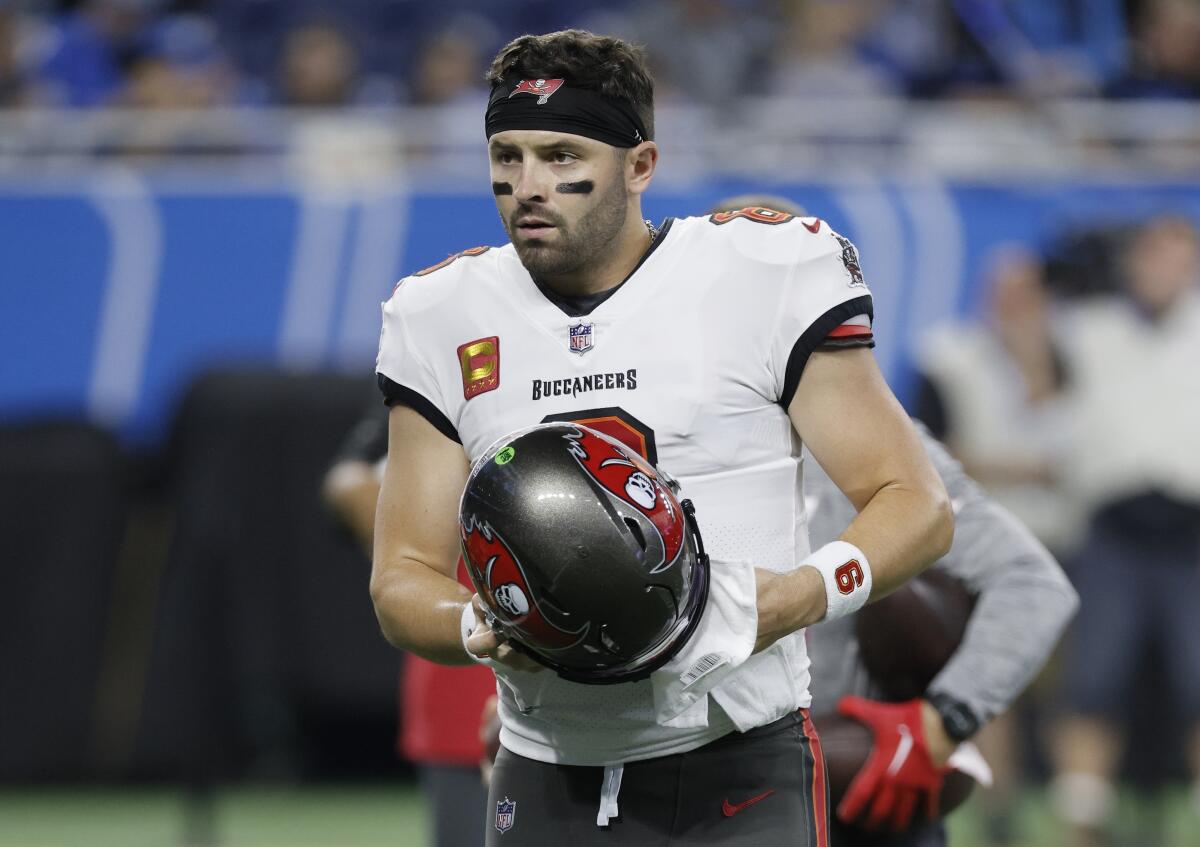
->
xmin=485 ymin=709 xmax=828 ymax=846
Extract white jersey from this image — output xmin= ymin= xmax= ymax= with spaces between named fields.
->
xmin=377 ymin=211 xmax=874 ymax=765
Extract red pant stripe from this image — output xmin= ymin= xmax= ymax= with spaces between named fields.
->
xmin=800 ymin=709 xmax=829 ymax=847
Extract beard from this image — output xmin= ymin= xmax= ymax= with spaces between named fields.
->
xmin=504 ymin=177 xmax=629 ymax=281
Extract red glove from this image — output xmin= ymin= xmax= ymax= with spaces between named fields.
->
xmin=836 ymin=696 xmax=949 ymax=832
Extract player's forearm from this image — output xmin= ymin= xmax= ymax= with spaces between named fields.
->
xmin=841 ymin=478 xmax=954 ymax=601
xmin=929 ymin=499 xmax=1077 ymax=722
xmin=369 ymin=559 xmax=474 ymax=664
xmin=756 ymin=482 xmax=951 ymax=647
xmin=928 ymin=576 xmax=1072 ymax=727
xmin=931 ymin=558 xmax=1078 ymax=723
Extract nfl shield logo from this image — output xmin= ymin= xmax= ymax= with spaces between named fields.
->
xmin=495 ymin=797 xmax=516 ymax=834
xmin=568 ymin=322 xmax=594 ymax=355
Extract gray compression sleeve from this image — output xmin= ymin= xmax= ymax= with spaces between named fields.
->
xmin=803 ymin=422 xmax=1078 ymax=726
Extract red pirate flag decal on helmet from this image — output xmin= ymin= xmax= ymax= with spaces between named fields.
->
xmin=460 ymin=515 xmax=588 ymax=651
xmin=509 ymin=78 xmax=564 ymax=105
xmin=562 ymin=427 xmax=685 ymax=573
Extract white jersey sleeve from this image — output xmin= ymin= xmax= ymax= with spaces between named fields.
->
xmin=764 ymin=219 xmax=874 ymax=408
xmin=376 ymin=247 xmax=495 ymax=443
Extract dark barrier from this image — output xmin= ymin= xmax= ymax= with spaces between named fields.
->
xmin=0 ymin=423 xmax=126 ymax=781
xmin=133 ymin=369 xmax=401 ymax=782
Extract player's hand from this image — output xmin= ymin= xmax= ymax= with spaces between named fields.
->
xmin=753 ymin=567 xmax=826 ymax=653
xmin=465 ymin=596 xmax=543 ymax=673
xmin=836 ymin=695 xmax=950 ymax=832
xmin=918 ymin=698 xmax=956 ymax=768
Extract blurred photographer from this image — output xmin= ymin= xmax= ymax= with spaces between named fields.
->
xmin=1050 ymin=215 xmax=1200 ymax=846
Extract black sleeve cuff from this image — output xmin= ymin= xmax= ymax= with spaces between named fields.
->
xmin=816 ymin=336 xmax=875 ymax=352
xmin=778 ymin=295 xmax=874 ymax=409
xmin=377 ymin=373 xmax=461 ymax=444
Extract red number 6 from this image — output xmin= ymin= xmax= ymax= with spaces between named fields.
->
xmin=834 ymin=560 xmax=864 ymax=595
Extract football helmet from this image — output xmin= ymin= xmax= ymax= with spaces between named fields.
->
xmin=459 ymin=422 xmax=710 ymax=684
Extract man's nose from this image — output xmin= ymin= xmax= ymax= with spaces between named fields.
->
xmin=513 ymin=162 xmax=551 ymax=204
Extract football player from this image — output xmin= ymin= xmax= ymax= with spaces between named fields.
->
xmin=805 ymin=429 xmax=1078 ymax=846
xmin=371 ymin=29 xmax=953 ymax=846
xmin=710 ymin=196 xmax=1079 ymax=846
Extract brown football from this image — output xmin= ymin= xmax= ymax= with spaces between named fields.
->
xmin=855 ymin=569 xmax=975 ymax=701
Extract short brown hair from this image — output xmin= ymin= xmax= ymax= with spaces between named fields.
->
xmin=486 ymin=29 xmax=655 ymax=140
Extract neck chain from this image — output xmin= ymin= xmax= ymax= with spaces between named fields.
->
xmin=645 ymin=219 xmax=659 ymax=241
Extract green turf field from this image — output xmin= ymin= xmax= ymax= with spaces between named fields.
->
xmin=0 ymin=784 xmax=1197 ymax=846
xmin=0 ymin=785 xmax=426 ymax=847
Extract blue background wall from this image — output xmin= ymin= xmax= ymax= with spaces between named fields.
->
xmin=6 ymin=174 xmax=1200 ymax=448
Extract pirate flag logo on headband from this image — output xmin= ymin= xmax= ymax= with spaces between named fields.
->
xmin=509 ymin=78 xmax=564 ymax=105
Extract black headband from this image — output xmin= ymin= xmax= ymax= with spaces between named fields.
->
xmin=485 ymin=78 xmax=650 ymax=148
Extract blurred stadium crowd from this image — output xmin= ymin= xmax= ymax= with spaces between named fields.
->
xmin=1 ymin=0 xmax=1200 ymax=171
xmin=4 ymin=0 xmax=1200 ymax=111
xmin=912 ymin=214 xmax=1200 ymax=846
xmin=2 ymin=3 xmax=1200 ymax=847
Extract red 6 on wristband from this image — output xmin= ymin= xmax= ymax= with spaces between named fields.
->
xmin=835 ymin=559 xmax=866 ymax=594
xmin=803 ymin=541 xmax=872 ymax=621
xmin=835 ymin=696 xmax=949 ymax=832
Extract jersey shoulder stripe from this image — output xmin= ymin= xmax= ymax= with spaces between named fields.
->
xmin=826 ymin=323 xmax=874 ymax=339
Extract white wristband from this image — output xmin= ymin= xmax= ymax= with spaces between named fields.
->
xmin=802 ymin=540 xmax=872 ymax=622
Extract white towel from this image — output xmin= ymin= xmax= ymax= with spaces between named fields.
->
xmin=650 ymin=560 xmax=758 ymax=728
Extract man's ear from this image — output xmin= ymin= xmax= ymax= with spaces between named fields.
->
xmin=626 ymin=141 xmax=658 ymax=196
